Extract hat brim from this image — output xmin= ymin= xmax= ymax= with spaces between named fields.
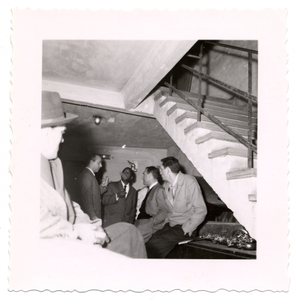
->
xmin=41 ymin=112 xmax=78 ymax=128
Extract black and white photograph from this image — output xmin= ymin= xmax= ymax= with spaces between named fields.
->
xmin=41 ymin=39 xmax=258 ymax=260
xmin=5 ymin=7 xmax=291 ymax=296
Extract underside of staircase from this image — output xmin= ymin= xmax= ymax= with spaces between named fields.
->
xmin=153 ymin=87 xmax=257 ymax=239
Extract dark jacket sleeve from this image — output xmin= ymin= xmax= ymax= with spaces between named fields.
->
xmin=102 ymin=183 xmax=119 ymax=206
xmin=77 ymin=172 xmax=98 ymax=220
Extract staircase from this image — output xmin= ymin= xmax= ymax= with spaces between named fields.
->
xmin=153 ymin=87 xmax=257 ymax=239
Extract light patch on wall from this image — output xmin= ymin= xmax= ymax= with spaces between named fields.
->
xmin=107 ymin=117 xmax=115 ymax=123
xmin=128 ymin=160 xmax=138 ymax=172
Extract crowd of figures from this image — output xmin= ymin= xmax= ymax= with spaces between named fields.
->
xmin=40 ymin=91 xmax=207 ymax=259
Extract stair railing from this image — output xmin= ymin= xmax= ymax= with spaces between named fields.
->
xmin=163 ymin=82 xmax=257 ymax=154
xmin=166 ymin=41 xmax=258 ymax=168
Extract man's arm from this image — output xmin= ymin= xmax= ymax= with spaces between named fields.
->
xmin=72 ymin=200 xmax=93 ymax=224
xmin=40 ymin=203 xmax=77 ymax=239
xmin=182 ymin=177 xmax=207 ymax=236
xmin=99 ymin=184 xmax=108 ymax=195
xmin=101 ymin=183 xmax=120 ymax=206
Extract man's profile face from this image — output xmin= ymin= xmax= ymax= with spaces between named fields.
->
xmin=159 ymin=165 xmax=168 ymax=181
xmin=92 ymin=156 xmax=102 ymax=173
xmin=142 ymin=170 xmax=152 ymax=186
xmin=41 ymin=126 xmax=66 ymax=160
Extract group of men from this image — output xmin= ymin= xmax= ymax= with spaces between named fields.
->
xmin=40 ymin=91 xmax=207 ymax=259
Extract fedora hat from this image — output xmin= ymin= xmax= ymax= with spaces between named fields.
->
xmin=42 ymin=91 xmax=78 ymax=128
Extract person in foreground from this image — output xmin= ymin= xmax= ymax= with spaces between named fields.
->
xmin=40 ymin=91 xmax=146 ymax=258
xmin=135 ymin=166 xmax=170 ymax=243
xmin=145 ymin=157 xmax=207 ymax=258
xmin=102 ymin=167 xmax=137 ymax=227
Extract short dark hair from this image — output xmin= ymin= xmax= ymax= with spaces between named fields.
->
xmin=88 ymin=154 xmax=101 ymax=163
xmin=161 ymin=156 xmax=180 ymax=174
xmin=145 ymin=166 xmax=162 ymax=182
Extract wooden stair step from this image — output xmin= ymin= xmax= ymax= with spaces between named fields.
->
xmin=184 ymin=121 xmax=257 ymax=137
xmin=202 ymin=108 xmax=257 ymax=122
xmin=166 ymin=103 xmax=197 ymax=116
xmin=156 ymin=87 xmax=258 ymax=114
xmin=175 ymin=111 xmax=198 ymax=124
xmin=164 ymin=100 xmax=257 ymax=121
xmin=201 ymin=115 xmax=257 ymax=130
xmin=170 ymin=88 xmax=239 ymax=104
xmin=160 ymin=95 xmax=187 ymax=107
xmin=154 ymin=89 xmax=168 ymax=102
xmin=159 ymin=94 xmax=238 ymax=109
xmin=248 ymin=194 xmax=257 ymax=202
xmin=156 ymin=87 xmax=255 ymax=110
xmin=195 ymin=131 xmax=248 ymax=145
xmin=204 ymin=103 xmax=257 ymax=117
xmin=160 ymin=93 xmax=245 ymax=112
xmin=203 ymin=99 xmax=245 ymax=110
xmin=158 ymin=86 xmax=235 ymax=104
xmin=208 ymin=147 xmax=257 ymax=159
xmin=226 ymin=168 xmax=257 ymax=180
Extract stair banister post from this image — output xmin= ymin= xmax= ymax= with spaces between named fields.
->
xmin=248 ymin=52 xmax=254 ymax=168
xmin=197 ymin=42 xmax=204 ymax=122
xmin=169 ymin=72 xmax=173 ymax=97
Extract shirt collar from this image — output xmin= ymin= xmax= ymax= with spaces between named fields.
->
xmin=171 ymin=172 xmax=180 ymax=187
xmin=149 ymin=181 xmax=158 ymax=190
xmin=121 ymin=180 xmax=129 ymax=187
xmin=86 ymin=167 xmax=95 ymax=176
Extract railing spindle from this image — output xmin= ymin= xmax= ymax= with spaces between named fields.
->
xmin=197 ymin=43 xmax=204 ymax=121
xmin=248 ymin=52 xmax=253 ymax=168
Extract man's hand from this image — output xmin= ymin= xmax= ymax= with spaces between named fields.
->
xmin=74 ymin=222 xmax=108 ymax=246
xmin=90 ymin=219 xmax=110 ymax=244
xmin=101 ymin=176 xmax=109 ymax=188
xmin=117 ymin=189 xmax=126 ymax=199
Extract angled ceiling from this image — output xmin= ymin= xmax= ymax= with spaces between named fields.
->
xmin=42 ymin=40 xmax=197 ymax=151
xmin=43 ymin=40 xmax=160 ymax=92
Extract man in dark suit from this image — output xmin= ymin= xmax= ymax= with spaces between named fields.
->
xmin=77 ymin=154 xmax=109 ymax=221
xmin=135 ymin=166 xmax=170 ymax=242
xmin=102 ymin=167 xmax=137 ymax=227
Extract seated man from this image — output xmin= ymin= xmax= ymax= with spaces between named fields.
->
xmin=40 ymin=91 xmax=146 ymax=258
xmin=135 ymin=166 xmax=170 ymax=242
xmin=102 ymin=167 xmax=137 ymax=228
xmin=145 ymin=157 xmax=207 ymax=258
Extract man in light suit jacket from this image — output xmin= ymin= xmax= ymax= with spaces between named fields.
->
xmin=77 ymin=155 xmax=109 ymax=221
xmin=102 ymin=167 xmax=137 ymax=228
xmin=135 ymin=166 xmax=170 ymax=243
xmin=145 ymin=156 xmax=207 ymax=258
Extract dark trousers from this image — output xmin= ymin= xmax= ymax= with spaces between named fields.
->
xmin=145 ymin=223 xmax=196 ymax=258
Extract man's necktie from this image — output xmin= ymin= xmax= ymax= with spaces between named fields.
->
xmin=137 ymin=188 xmax=153 ymax=220
xmin=123 ymin=185 xmax=127 ymax=197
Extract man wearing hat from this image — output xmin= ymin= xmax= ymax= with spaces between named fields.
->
xmin=40 ymin=91 xmax=146 ymax=258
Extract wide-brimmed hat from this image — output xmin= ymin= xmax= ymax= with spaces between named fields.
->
xmin=42 ymin=91 xmax=78 ymax=128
